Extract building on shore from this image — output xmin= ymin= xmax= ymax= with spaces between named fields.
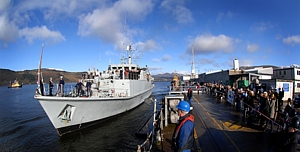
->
xmin=188 ymin=59 xmax=299 ymax=99
xmin=273 ymin=66 xmax=300 ymax=95
xmin=195 ymin=59 xmax=273 ymax=88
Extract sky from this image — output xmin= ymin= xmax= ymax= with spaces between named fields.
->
xmin=1 ymin=0 xmax=300 ymax=75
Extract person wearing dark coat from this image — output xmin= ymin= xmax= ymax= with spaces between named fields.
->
xmin=271 ymin=117 xmax=299 ymax=152
xmin=248 ymin=91 xmax=255 ymax=111
xmin=58 ymin=76 xmax=65 ymax=96
xmin=86 ymin=80 xmax=92 ymax=96
xmin=75 ymin=79 xmax=84 ymax=96
xmin=49 ymin=77 xmax=54 ymax=96
xmin=260 ymin=92 xmax=270 ymax=129
xmin=278 ymin=88 xmax=284 ymax=110
xmin=187 ymin=87 xmax=193 ymax=105
xmin=243 ymin=90 xmax=249 ymax=119
xmin=284 ymin=98 xmax=292 ymax=114
xmin=39 ymin=79 xmax=44 ymax=96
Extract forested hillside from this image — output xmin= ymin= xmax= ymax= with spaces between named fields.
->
xmin=0 ymin=69 xmax=83 ymax=86
xmin=0 ymin=68 xmax=179 ymax=86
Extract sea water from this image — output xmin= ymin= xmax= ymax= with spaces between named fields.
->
xmin=0 ymin=81 xmax=170 ymax=151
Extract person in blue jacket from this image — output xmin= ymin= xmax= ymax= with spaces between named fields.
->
xmin=172 ymin=100 xmax=195 ymax=152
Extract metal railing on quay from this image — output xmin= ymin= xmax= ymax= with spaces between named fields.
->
xmin=243 ymin=102 xmax=283 ymax=130
xmin=137 ymin=100 xmax=165 ymax=152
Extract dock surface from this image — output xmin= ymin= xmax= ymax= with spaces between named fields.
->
xmin=154 ymin=92 xmax=300 ymax=152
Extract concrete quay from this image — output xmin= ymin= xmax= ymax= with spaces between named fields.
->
xmin=154 ymin=92 xmax=300 ymax=152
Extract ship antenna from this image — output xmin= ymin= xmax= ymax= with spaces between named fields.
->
xmin=99 ymin=52 xmax=101 ymax=71
xmin=123 ymin=14 xmax=127 ymax=61
xmin=191 ymin=44 xmax=195 ymax=79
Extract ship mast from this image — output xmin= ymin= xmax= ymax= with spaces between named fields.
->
xmin=37 ymin=44 xmax=45 ymax=95
xmin=127 ymin=43 xmax=133 ymax=64
xmin=191 ymin=45 xmax=195 ymax=79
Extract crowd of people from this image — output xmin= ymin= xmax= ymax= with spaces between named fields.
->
xmin=201 ymin=83 xmax=299 ymax=151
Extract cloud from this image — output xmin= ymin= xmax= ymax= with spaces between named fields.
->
xmin=173 ymin=5 xmax=193 ymax=24
xmin=188 ymin=34 xmax=234 ymax=54
xmin=199 ymin=58 xmax=215 ymax=65
xmin=239 ymin=59 xmax=253 ymax=66
xmin=161 ymin=54 xmax=171 ymax=62
xmin=250 ymin=22 xmax=274 ymax=32
xmin=148 ymin=66 xmax=163 ymax=71
xmin=19 ymin=25 xmax=65 ymax=44
xmin=160 ymin=0 xmax=193 ymax=24
xmin=0 ymin=0 xmax=12 ymax=12
xmin=227 ymin=59 xmax=234 ymax=67
xmin=151 ymin=54 xmax=171 ymax=63
xmin=152 ymin=58 xmax=160 ymax=62
xmin=0 ymin=0 xmax=84 ymax=47
xmin=163 ymin=24 xmax=179 ymax=32
xmin=14 ymin=0 xmax=106 ymax=21
xmin=283 ymin=35 xmax=300 ymax=46
xmin=78 ymin=0 xmax=154 ymax=49
xmin=213 ymin=63 xmax=220 ymax=67
xmin=247 ymin=44 xmax=259 ymax=52
xmin=176 ymin=70 xmax=189 ymax=75
xmin=78 ymin=9 xmax=124 ymax=44
xmin=105 ymin=50 xmax=117 ymax=56
xmin=216 ymin=11 xmax=234 ymax=22
xmin=135 ymin=39 xmax=161 ymax=52
xmin=0 ymin=13 xmax=19 ymax=47
xmin=1 ymin=0 xmax=154 ymax=48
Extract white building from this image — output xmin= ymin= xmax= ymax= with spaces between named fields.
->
xmin=198 ymin=66 xmax=273 ymax=88
xmin=273 ymin=66 xmax=300 ymax=94
xmin=259 ymin=79 xmax=294 ymax=101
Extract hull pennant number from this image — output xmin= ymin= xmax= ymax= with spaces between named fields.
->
xmin=57 ymin=104 xmax=76 ymax=122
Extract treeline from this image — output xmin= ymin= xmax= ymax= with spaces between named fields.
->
xmin=0 ymin=68 xmax=178 ymax=86
xmin=0 ymin=68 xmax=83 ymax=86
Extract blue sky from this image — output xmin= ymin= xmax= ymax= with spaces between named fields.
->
xmin=0 ymin=0 xmax=300 ymax=75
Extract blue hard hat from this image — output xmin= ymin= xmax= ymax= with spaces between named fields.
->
xmin=176 ymin=100 xmax=190 ymax=112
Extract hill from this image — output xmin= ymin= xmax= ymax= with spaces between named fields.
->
xmin=152 ymin=72 xmax=183 ymax=82
xmin=0 ymin=68 xmax=83 ymax=86
xmin=0 ymin=69 xmax=180 ymax=86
